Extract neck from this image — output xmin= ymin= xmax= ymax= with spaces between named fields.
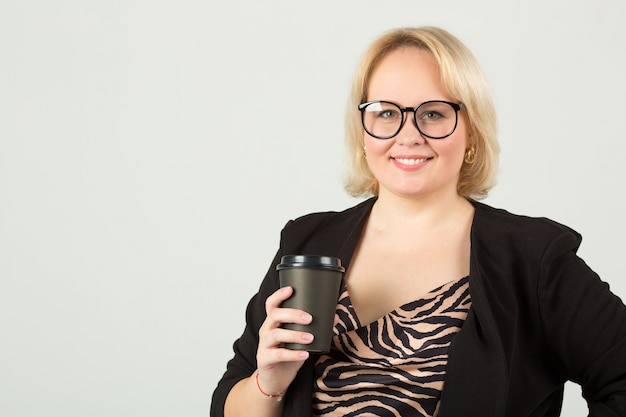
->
xmin=370 ymin=189 xmax=473 ymax=232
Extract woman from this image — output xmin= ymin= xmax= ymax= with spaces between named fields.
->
xmin=211 ymin=27 xmax=626 ymax=417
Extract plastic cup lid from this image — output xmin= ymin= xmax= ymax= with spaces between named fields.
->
xmin=276 ymin=254 xmax=345 ymax=272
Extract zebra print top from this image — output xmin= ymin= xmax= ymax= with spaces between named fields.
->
xmin=312 ymin=276 xmax=471 ymax=417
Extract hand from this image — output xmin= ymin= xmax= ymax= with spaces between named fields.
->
xmin=255 ymin=286 xmax=314 ymax=396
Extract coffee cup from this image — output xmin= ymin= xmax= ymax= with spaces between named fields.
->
xmin=277 ymin=254 xmax=345 ymax=353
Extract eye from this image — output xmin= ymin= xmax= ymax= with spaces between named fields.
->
xmin=417 ymin=102 xmax=456 ymax=124
xmin=378 ymin=109 xmax=399 ymax=120
xmin=419 ymin=110 xmax=444 ymax=121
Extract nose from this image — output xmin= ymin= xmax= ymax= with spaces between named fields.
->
xmin=395 ymin=113 xmax=426 ymax=145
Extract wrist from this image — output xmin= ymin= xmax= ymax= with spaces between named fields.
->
xmin=255 ymin=372 xmax=286 ymax=402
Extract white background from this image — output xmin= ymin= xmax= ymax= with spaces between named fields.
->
xmin=1 ymin=1 xmax=625 ymax=416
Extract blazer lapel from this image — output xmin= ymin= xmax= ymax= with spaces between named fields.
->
xmin=438 ymin=208 xmax=508 ymax=416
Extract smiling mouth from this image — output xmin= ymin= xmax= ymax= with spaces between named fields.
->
xmin=392 ymin=157 xmax=431 ymax=165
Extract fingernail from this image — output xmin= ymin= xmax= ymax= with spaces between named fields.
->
xmin=302 ymin=333 xmax=313 ymax=342
xmin=302 ymin=313 xmax=312 ymax=322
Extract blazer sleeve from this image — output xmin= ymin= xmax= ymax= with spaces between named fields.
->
xmin=209 ymin=246 xmax=283 ymax=417
xmin=538 ymin=231 xmax=626 ymax=417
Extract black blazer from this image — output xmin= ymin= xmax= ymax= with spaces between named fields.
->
xmin=211 ymin=198 xmax=626 ymax=417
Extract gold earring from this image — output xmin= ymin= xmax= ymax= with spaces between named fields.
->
xmin=464 ymin=146 xmax=476 ymax=164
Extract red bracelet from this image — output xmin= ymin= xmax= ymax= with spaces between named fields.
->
xmin=255 ymin=372 xmax=285 ymax=401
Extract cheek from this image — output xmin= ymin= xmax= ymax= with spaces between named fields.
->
xmin=440 ymin=129 xmax=468 ymax=156
xmin=364 ymin=135 xmax=391 ymax=155
xmin=430 ymin=138 xmax=467 ymax=167
xmin=431 ymin=138 xmax=457 ymax=152
xmin=363 ymin=134 xmax=375 ymax=150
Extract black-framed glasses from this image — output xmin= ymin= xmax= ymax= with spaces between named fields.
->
xmin=358 ymin=100 xmax=464 ymax=139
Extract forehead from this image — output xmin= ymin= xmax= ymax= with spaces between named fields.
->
xmin=367 ymin=47 xmax=449 ymax=103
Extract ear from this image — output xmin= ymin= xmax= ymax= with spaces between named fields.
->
xmin=467 ymin=130 xmax=477 ymax=147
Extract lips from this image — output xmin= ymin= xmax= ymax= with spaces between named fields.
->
xmin=392 ymin=157 xmax=430 ymax=165
xmin=390 ymin=155 xmax=432 ymax=171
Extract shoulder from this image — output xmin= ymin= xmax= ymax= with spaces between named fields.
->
xmin=282 ymin=198 xmax=374 ymax=237
xmin=472 ymin=202 xmax=583 ymax=258
xmin=278 ymin=198 xmax=375 ymax=256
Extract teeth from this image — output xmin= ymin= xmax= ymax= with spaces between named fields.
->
xmin=394 ymin=158 xmax=428 ymax=165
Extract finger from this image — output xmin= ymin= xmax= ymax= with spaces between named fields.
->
xmin=262 ymin=346 xmax=310 ymax=364
xmin=259 ymin=310 xmax=312 ymax=345
xmin=266 ymin=307 xmax=312 ymax=327
xmin=265 ymin=286 xmax=294 ymax=313
xmin=260 ymin=327 xmax=314 ymax=349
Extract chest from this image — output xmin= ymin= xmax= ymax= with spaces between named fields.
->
xmin=345 ymin=227 xmax=471 ymax=326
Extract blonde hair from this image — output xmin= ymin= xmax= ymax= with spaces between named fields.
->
xmin=344 ymin=27 xmax=499 ymax=200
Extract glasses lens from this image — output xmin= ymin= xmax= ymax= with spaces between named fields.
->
xmin=415 ymin=101 xmax=458 ymax=139
xmin=361 ymin=101 xmax=402 ymax=139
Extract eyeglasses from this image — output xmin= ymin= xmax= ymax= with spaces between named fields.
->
xmin=358 ymin=100 xmax=463 ymax=140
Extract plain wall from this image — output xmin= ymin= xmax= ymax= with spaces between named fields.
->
xmin=1 ymin=0 xmax=625 ymax=416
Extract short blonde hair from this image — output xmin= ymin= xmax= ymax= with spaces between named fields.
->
xmin=344 ymin=27 xmax=499 ymax=200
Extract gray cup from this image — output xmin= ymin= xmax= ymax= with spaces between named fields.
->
xmin=277 ymin=255 xmax=345 ymax=354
